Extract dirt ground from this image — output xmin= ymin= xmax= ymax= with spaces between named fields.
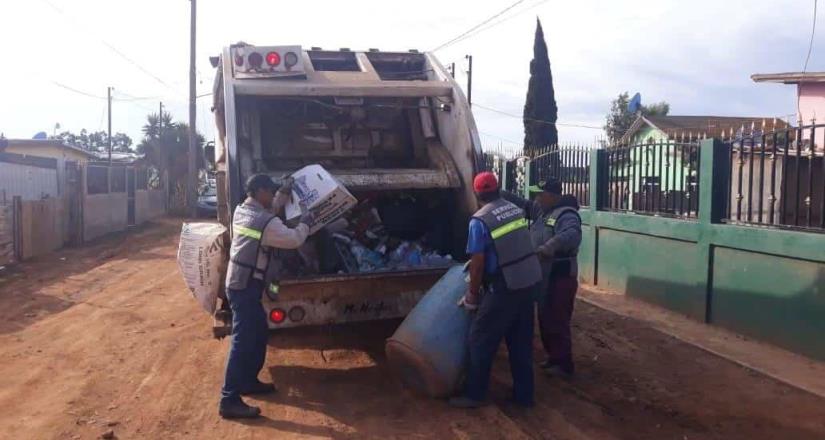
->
xmin=1 ymin=219 xmax=824 ymax=440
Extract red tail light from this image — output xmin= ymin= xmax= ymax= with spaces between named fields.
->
xmin=248 ymin=52 xmax=263 ymax=68
xmin=266 ymin=52 xmax=281 ymax=66
xmin=269 ymin=308 xmax=286 ymax=324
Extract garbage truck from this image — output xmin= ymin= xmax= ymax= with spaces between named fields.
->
xmin=207 ymin=43 xmax=484 ymax=332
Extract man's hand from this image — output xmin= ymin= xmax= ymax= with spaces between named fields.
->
xmin=299 ymin=203 xmax=315 ymax=226
xmin=536 ymin=241 xmax=556 ymax=259
xmin=457 ymin=289 xmax=480 ymax=311
xmin=278 ymin=176 xmax=295 ymax=195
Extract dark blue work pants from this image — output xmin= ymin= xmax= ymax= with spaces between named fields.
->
xmin=220 ymin=280 xmax=268 ymax=405
xmin=464 ymin=279 xmax=536 ymax=405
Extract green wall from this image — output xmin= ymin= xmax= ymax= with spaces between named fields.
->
xmin=577 ymin=141 xmax=825 ymax=361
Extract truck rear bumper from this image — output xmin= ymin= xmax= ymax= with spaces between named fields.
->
xmin=262 ymin=268 xmax=451 ymax=329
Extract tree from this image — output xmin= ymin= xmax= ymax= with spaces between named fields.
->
xmin=52 ymin=130 xmax=133 ymax=152
xmin=523 ymin=18 xmax=558 ymax=153
xmin=603 ymin=92 xmax=670 ymax=144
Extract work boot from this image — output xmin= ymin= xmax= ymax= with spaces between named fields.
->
xmin=241 ymin=380 xmax=278 ymax=396
xmin=219 ymin=399 xmax=261 ymax=419
xmin=543 ymin=364 xmax=574 ymax=380
xmin=448 ymin=397 xmax=488 ymax=409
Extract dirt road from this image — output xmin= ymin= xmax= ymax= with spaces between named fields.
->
xmin=1 ymin=219 xmax=824 ymax=439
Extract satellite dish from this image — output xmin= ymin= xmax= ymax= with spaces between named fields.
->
xmin=32 ymin=132 xmax=48 ymax=140
xmin=628 ymin=92 xmax=642 ymax=114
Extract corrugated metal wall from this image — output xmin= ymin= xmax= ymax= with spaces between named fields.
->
xmin=0 ymin=162 xmax=58 ymax=201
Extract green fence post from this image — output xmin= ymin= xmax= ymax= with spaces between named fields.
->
xmin=589 ymin=149 xmax=606 ymax=210
xmin=699 ymin=138 xmax=730 ymax=225
xmin=500 ymin=158 xmax=509 ymax=193
xmin=523 ymin=157 xmax=532 ymax=199
xmin=698 ymin=138 xmax=731 ymax=323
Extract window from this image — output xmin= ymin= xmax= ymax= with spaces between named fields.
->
xmin=87 ymin=166 xmax=109 ymax=194
xmin=110 ymin=167 xmax=126 ymax=193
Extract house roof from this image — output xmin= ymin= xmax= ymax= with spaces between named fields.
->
xmin=2 ymin=139 xmax=96 ymax=158
xmin=751 ymin=72 xmax=825 ymax=84
xmin=620 ymin=115 xmax=791 ymax=144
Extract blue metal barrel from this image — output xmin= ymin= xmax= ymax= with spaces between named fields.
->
xmin=386 ymin=265 xmax=472 ymax=398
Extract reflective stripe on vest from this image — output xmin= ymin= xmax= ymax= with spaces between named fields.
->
xmin=473 ymin=198 xmax=542 ymax=291
xmin=491 ymin=217 xmax=528 ymax=239
xmin=226 ymin=202 xmax=277 ymax=291
xmin=234 ymin=225 xmax=262 ymax=240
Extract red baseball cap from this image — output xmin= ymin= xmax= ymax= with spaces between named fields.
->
xmin=473 ymin=171 xmax=499 ymax=194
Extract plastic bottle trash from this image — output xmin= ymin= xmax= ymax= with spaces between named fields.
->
xmin=386 ymin=265 xmax=470 ymax=398
xmin=350 ymin=242 xmax=385 ymax=272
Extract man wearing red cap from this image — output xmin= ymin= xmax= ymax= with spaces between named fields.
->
xmin=451 ymin=172 xmax=543 ymax=408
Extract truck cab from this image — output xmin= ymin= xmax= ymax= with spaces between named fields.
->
xmin=211 ymin=44 xmax=483 ymax=329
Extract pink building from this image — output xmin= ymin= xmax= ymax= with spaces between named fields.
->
xmin=751 ymin=72 xmax=825 ymax=150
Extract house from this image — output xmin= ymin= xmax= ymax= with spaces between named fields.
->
xmin=751 ymin=71 xmax=825 ymax=149
xmin=620 ymin=115 xmax=790 ymax=145
xmin=2 ymin=139 xmax=96 ymax=164
xmin=0 ymin=139 xmax=95 ymax=200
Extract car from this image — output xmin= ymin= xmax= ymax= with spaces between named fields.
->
xmin=197 ymin=184 xmax=218 ymax=218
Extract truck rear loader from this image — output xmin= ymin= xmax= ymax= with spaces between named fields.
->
xmin=209 ymin=44 xmax=484 ymax=331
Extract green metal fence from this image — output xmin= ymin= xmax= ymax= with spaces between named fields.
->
xmin=482 ymin=139 xmax=825 ymax=361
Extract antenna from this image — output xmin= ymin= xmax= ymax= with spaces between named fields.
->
xmin=628 ymin=92 xmax=642 ymax=114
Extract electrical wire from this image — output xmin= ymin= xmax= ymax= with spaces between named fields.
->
xmin=441 ymin=0 xmax=550 ymax=50
xmin=431 ymin=0 xmax=529 ymax=52
xmin=473 ymin=102 xmax=604 ymax=130
xmin=39 ymin=0 xmax=181 ymax=94
xmin=798 ymin=0 xmax=819 ymax=119
xmin=50 ymin=81 xmax=106 ymax=100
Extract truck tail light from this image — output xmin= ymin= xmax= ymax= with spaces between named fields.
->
xmin=266 ymin=52 xmax=281 ymax=66
xmin=269 ymin=308 xmax=286 ymax=324
xmin=248 ymin=52 xmax=263 ymax=68
xmin=288 ymin=306 xmax=306 ymax=322
xmin=284 ymin=52 xmax=299 ymax=68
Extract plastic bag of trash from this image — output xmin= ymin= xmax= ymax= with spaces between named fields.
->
xmin=177 ymin=223 xmax=227 ymax=314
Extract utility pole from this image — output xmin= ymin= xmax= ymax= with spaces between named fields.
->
xmin=158 ymin=101 xmax=164 ymax=180
xmin=465 ymin=55 xmax=472 ymax=107
xmin=449 ymin=62 xmax=455 ymax=78
xmin=187 ymin=0 xmax=198 ymax=217
xmin=107 ymin=86 xmax=113 ymax=165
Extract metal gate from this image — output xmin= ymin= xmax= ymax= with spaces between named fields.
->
xmin=127 ymin=167 xmax=136 ymax=226
xmin=64 ymin=161 xmax=83 ymax=245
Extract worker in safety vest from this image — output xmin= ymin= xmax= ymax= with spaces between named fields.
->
xmin=503 ymin=177 xmax=582 ymax=378
xmin=219 ymin=173 xmax=314 ymax=419
xmin=450 ymin=171 xmax=542 ymax=408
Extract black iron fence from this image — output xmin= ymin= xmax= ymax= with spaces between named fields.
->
xmin=605 ymin=140 xmax=701 ymax=218
xmin=723 ymin=121 xmax=824 ymax=231
xmin=528 ymin=145 xmax=590 ymax=206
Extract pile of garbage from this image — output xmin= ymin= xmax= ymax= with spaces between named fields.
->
xmin=286 ymin=196 xmax=455 ymax=276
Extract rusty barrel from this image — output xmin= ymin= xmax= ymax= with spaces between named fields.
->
xmin=385 ymin=264 xmax=472 ymax=398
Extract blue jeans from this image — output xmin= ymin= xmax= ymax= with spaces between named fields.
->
xmin=464 ymin=279 xmax=536 ymax=405
xmin=220 ymin=280 xmax=268 ymax=405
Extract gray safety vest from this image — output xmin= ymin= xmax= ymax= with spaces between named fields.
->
xmin=473 ymin=198 xmax=542 ymax=291
xmin=226 ymin=202 xmax=282 ymax=297
xmin=529 ymin=205 xmax=580 ymax=280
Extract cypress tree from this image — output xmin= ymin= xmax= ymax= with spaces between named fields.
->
xmin=523 ymin=18 xmax=558 ymax=154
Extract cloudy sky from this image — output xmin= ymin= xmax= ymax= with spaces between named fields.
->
xmin=0 ymin=0 xmax=821 ymax=153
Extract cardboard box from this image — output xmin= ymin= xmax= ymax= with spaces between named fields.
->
xmin=285 ymin=164 xmax=357 ymax=234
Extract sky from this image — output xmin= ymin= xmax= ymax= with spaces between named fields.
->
xmin=0 ymin=0 xmax=822 ymax=154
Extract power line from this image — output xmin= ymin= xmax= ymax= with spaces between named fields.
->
xmin=798 ymin=0 xmax=819 ymax=118
xmin=39 ymin=0 xmax=180 ymax=94
xmin=432 ymin=0 xmax=528 ymax=52
xmin=51 ymin=81 xmax=106 ymax=100
xmin=442 ymin=0 xmax=550 ymax=50
xmin=473 ymin=102 xmax=605 ymax=130
xmin=478 ymin=130 xmax=522 ymax=145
